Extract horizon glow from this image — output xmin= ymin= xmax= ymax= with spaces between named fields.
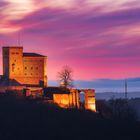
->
xmin=0 ymin=0 xmax=140 ymax=80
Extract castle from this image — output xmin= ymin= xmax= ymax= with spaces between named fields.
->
xmin=2 ymin=46 xmax=47 ymax=86
xmin=0 ymin=46 xmax=96 ymax=112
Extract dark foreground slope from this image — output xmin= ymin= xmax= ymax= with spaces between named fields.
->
xmin=0 ymin=93 xmax=139 ymax=140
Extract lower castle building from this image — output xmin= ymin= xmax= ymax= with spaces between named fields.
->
xmin=2 ymin=46 xmax=47 ymax=86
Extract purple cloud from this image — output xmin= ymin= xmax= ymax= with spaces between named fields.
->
xmin=0 ymin=1 xmax=140 ymax=80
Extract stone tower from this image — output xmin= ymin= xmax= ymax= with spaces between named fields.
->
xmin=2 ymin=46 xmax=47 ymax=86
xmin=3 ymin=47 xmax=24 ymax=83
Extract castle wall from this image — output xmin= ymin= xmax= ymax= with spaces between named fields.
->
xmin=3 ymin=47 xmax=24 ymax=83
xmin=84 ymin=90 xmax=96 ymax=112
xmin=23 ymin=56 xmax=47 ymax=86
xmin=3 ymin=47 xmax=9 ymax=77
xmin=0 ymin=86 xmax=25 ymax=93
xmin=53 ymin=94 xmax=70 ymax=108
xmin=53 ymin=89 xmax=80 ymax=108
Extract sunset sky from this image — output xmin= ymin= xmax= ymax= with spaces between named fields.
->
xmin=0 ymin=0 xmax=140 ymax=81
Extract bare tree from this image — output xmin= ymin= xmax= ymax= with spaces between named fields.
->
xmin=57 ymin=66 xmax=73 ymax=89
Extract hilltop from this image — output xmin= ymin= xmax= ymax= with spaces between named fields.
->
xmin=0 ymin=93 xmax=139 ymax=140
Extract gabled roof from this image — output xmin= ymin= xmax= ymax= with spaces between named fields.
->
xmin=3 ymin=46 xmax=23 ymax=49
xmin=23 ymin=53 xmax=46 ymax=57
xmin=0 ymin=78 xmax=23 ymax=87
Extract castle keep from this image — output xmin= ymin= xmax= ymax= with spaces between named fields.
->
xmin=3 ymin=47 xmax=47 ymax=86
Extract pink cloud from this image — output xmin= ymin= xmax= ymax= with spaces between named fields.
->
xmin=0 ymin=0 xmax=140 ymax=80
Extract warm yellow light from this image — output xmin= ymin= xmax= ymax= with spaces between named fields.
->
xmin=88 ymin=104 xmax=96 ymax=112
xmin=53 ymin=94 xmax=70 ymax=108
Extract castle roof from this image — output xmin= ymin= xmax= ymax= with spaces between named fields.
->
xmin=3 ymin=46 xmax=23 ymax=49
xmin=44 ymin=87 xmax=70 ymax=94
xmin=0 ymin=78 xmax=23 ymax=87
xmin=23 ymin=53 xmax=46 ymax=57
xmin=44 ymin=87 xmax=70 ymax=99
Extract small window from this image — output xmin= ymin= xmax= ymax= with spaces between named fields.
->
xmin=31 ymin=73 xmax=32 ymax=75
xmin=31 ymin=67 xmax=33 ymax=70
xmin=16 ymin=52 xmax=19 ymax=55
xmin=25 ymin=67 xmax=27 ymax=70
xmin=25 ymin=73 xmax=27 ymax=75
xmin=36 ymin=67 xmax=38 ymax=70
xmin=12 ymin=63 xmax=15 ymax=72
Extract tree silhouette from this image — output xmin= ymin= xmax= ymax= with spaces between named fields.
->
xmin=57 ymin=65 xmax=73 ymax=89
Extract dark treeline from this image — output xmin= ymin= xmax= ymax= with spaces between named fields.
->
xmin=0 ymin=93 xmax=140 ymax=140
